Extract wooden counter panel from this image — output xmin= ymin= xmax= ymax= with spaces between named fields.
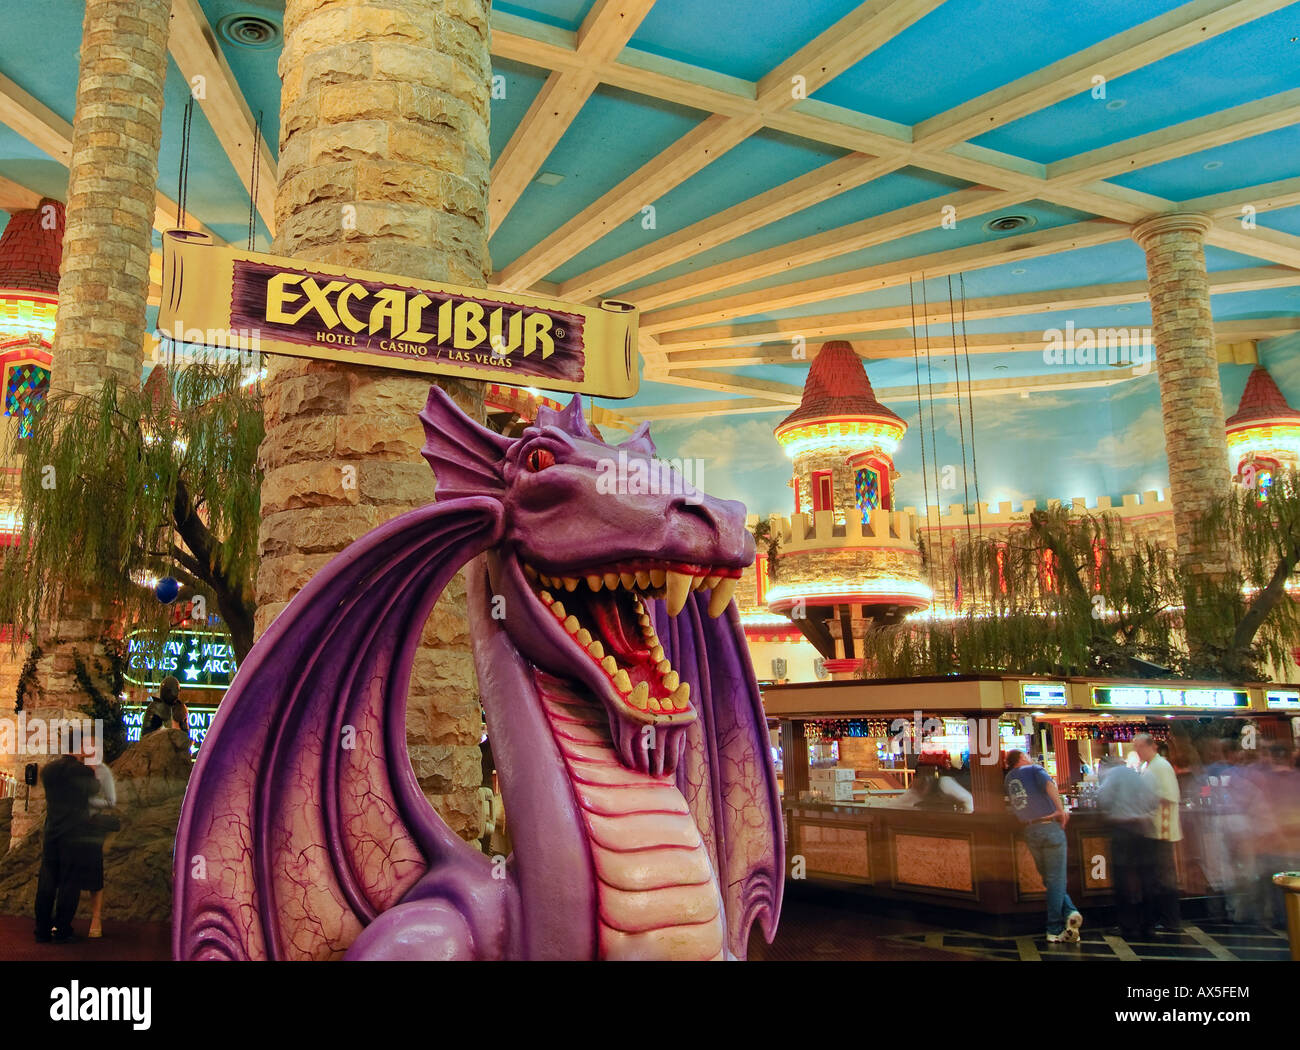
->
xmin=891 ymin=830 xmax=977 ymax=897
xmin=794 ymin=820 xmax=872 ymax=881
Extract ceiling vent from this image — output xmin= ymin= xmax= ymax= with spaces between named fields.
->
xmin=217 ymin=14 xmax=282 ymax=49
xmin=983 ymin=214 xmax=1036 ymax=233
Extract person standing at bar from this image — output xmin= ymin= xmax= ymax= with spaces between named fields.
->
xmin=1098 ymin=751 xmax=1153 ymax=938
xmin=1134 ymin=732 xmax=1182 ymax=933
xmin=1004 ymin=750 xmax=1084 ymax=943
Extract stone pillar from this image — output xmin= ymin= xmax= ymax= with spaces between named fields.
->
xmin=1131 ymin=214 xmax=1234 ymax=584
xmin=260 ymin=0 xmax=492 ymax=840
xmin=13 ymin=0 xmax=171 ymax=842
xmin=52 ymin=0 xmax=169 ymax=397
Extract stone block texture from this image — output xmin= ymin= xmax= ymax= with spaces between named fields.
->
xmin=260 ymin=0 xmax=493 ymax=841
xmin=1131 ymin=214 xmax=1235 ymax=583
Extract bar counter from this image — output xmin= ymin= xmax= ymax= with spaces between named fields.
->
xmin=786 ymin=801 xmax=1212 ymax=916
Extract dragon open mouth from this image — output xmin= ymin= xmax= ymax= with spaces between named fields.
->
xmin=522 ymin=562 xmax=741 ymax=722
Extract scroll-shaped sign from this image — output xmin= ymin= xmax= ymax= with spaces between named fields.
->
xmin=157 ymin=229 xmax=639 ymax=398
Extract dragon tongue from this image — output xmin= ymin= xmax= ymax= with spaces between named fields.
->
xmin=588 ymin=590 xmax=645 ymax=661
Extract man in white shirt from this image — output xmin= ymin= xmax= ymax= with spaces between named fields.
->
xmin=1134 ymin=733 xmax=1182 ymax=934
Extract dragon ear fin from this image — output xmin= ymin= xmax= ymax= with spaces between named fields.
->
xmin=419 ymin=385 xmax=512 ymax=500
xmin=618 ymin=421 xmax=656 ymax=457
xmin=536 ymin=394 xmax=594 ymax=440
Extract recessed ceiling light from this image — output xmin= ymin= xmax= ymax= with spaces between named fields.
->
xmin=1106 ymin=99 xmax=1126 ymax=111
xmin=217 ymin=13 xmax=282 ymax=49
xmin=1203 ymin=160 xmax=1223 ymax=170
xmin=533 ymin=171 xmax=565 ymax=186
xmin=993 ymin=364 xmax=1009 ymax=372
xmin=1011 ymin=267 xmax=1027 ymax=275
xmin=1117 ymin=306 xmax=1130 ymax=313
xmin=1020 ymin=391 xmax=1030 ymax=399
xmin=984 ymin=214 xmax=1037 ymax=233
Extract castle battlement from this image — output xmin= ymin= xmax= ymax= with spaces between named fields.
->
xmin=746 ymin=509 xmax=920 ymax=553
xmin=900 ymin=490 xmax=1174 ymax=530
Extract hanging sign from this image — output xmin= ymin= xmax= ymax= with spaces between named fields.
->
xmin=157 ymin=229 xmax=639 ymax=397
xmin=1020 ymin=682 xmax=1068 ymax=707
xmin=124 ymin=704 xmax=218 ymax=755
xmin=1267 ymin=690 xmax=1300 ymax=709
xmin=1090 ymin=685 xmax=1249 ymax=710
xmin=124 ymin=629 xmax=238 ymax=691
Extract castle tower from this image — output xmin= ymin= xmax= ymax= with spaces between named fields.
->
xmin=1226 ymin=365 xmax=1300 ymax=497
xmin=764 ymin=341 xmax=929 ymax=678
xmin=0 ymin=199 xmax=63 ymax=439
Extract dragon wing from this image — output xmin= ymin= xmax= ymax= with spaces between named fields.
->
xmin=173 ymin=497 xmax=504 ymax=960
xmin=653 ymin=592 xmax=784 ymax=960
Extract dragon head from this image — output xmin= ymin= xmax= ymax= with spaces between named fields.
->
xmin=421 ymin=388 xmax=753 ymax=775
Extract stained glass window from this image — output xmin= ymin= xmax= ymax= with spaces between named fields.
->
xmin=855 ymin=467 xmax=880 ymax=521
xmin=5 ymin=362 xmax=49 ymax=437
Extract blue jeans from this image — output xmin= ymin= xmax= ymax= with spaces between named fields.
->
xmin=1025 ymin=820 xmax=1078 ymax=935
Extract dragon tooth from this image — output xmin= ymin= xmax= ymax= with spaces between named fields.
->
xmin=649 ymin=569 xmax=666 ymax=588
xmin=539 ymin=591 xmax=554 ymax=605
xmin=551 ymin=600 xmax=566 ymax=619
xmin=603 ymin=572 xmax=620 ymax=590
xmin=563 ymin=615 xmax=580 ymax=635
xmin=613 ymin=669 xmax=632 ymax=694
xmin=650 ymin=645 xmax=665 ymax=664
xmin=587 ymin=640 xmax=605 ymax=660
xmin=637 ymin=613 xmax=650 ymax=627
xmin=629 ymin=681 xmax=649 ymax=709
xmin=657 ymin=659 xmax=671 ymax=674
xmin=690 ymin=575 xmax=705 ymax=590
xmin=663 ymin=670 xmax=680 ymax=692
xmin=672 ymin=682 xmax=691 ymax=710
xmin=575 ymin=627 xmax=593 ymax=646
xmin=563 ymin=577 xmax=579 ymax=592
xmin=586 ymin=575 xmax=603 ymax=591
xmin=635 ymin=570 xmax=651 ymax=589
xmin=601 ymin=655 xmax=618 ymax=676
xmin=647 ymin=697 xmax=662 ymax=713
xmin=708 ymin=578 xmax=738 ymax=618
xmin=665 ymin=570 xmax=691 ymax=615
xmin=704 ymin=575 xmax=722 ymax=590
xmin=523 ymin=564 xmax=538 ymax=580
xmin=619 ymin=572 xmax=636 ymax=590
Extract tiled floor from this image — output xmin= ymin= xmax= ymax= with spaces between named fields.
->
xmin=886 ymin=921 xmax=1292 ymax=962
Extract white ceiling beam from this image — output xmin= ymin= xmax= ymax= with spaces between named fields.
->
xmin=0 ymin=175 xmax=42 ymax=212
xmin=1180 ymin=175 xmax=1300 ymax=219
xmin=655 ymin=265 xmax=1300 ymax=349
xmin=557 ymin=152 xmax=899 ymax=301
xmin=915 ymin=0 xmax=1295 ymax=150
xmin=624 ymin=185 xmax=1031 ymax=311
xmin=169 ymin=0 xmax=277 ymax=236
xmin=641 ymin=219 xmax=1128 ymax=333
xmin=489 ymin=0 xmax=657 ymax=235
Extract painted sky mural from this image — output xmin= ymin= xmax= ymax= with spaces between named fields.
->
xmin=611 ymin=347 xmax=1298 ymax=522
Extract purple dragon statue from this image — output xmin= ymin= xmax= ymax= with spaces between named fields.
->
xmin=173 ymin=386 xmax=783 ymax=960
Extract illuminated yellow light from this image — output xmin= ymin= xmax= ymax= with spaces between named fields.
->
xmin=775 ymin=419 xmax=905 ymax=459
xmin=0 ymin=292 xmax=57 ymax=341
xmin=765 ymin=577 xmax=932 ymax=604
xmin=1227 ymin=423 xmax=1300 ymax=461
xmin=740 ymin=611 xmax=795 ymax=628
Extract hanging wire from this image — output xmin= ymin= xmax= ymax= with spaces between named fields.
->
xmin=247 ymin=109 xmax=265 ymax=396
xmin=958 ymin=272 xmax=984 ymax=544
xmin=918 ymin=275 xmax=950 ymax=610
xmin=908 ymin=277 xmax=937 ymax=605
xmin=947 ymin=275 xmax=975 ymax=559
xmin=177 ymin=96 xmax=194 ymax=230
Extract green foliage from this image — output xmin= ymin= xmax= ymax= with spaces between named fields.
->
xmin=862 ymin=504 xmax=1186 ymax=680
xmin=14 ymin=642 xmax=41 ymax=713
xmin=750 ymin=517 xmax=781 ymax=580
xmin=71 ymin=635 xmax=128 ymax=764
xmin=0 ymin=362 xmax=263 ymax=660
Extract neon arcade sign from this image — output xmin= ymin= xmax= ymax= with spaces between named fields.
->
xmin=123 ymin=630 xmax=238 ymax=690
xmin=123 ymin=705 xmax=216 ymax=756
xmin=1091 ymin=685 xmax=1249 ymax=710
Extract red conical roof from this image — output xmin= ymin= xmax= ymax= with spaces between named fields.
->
xmin=1226 ymin=366 xmax=1300 ymax=429
xmin=0 ymin=199 xmax=64 ymax=293
xmin=775 ymin=340 xmax=903 ymax=433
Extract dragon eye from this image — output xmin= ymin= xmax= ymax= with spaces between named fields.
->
xmin=526 ymin=448 xmax=555 ymax=472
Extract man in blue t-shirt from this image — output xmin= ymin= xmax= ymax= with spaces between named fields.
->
xmin=1005 ymin=749 xmax=1083 ymax=943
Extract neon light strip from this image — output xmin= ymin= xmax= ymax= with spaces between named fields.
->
xmin=765 ymin=577 xmax=933 ymax=603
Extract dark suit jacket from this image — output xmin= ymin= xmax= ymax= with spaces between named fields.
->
xmin=41 ymin=755 xmax=95 ymax=842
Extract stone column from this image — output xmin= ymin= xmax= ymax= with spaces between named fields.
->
xmin=260 ymin=0 xmax=492 ymax=840
xmin=13 ymin=0 xmax=171 ymax=841
xmin=1131 ymin=213 xmax=1234 ymax=585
